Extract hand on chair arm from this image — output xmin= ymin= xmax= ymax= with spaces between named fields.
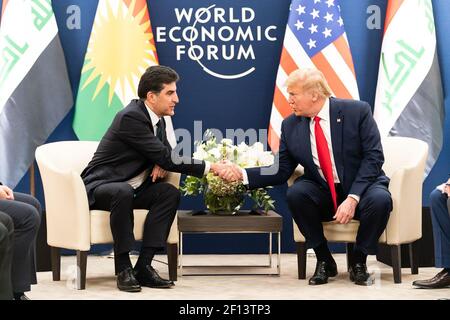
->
xmin=333 ymin=197 xmax=358 ymax=224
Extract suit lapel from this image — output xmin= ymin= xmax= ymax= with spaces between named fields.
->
xmin=137 ymin=99 xmax=157 ymax=135
xmin=299 ymin=117 xmax=313 ymax=165
xmin=329 ymin=98 xmax=344 ymax=182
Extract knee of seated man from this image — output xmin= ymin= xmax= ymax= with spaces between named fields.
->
xmin=286 ymin=183 xmax=310 ymax=206
xmin=0 ymin=223 xmax=9 ymax=243
xmin=113 ymin=184 xmax=135 ymax=200
xmin=24 ymin=206 xmax=41 ymax=231
xmin=160 ymin=183 xmax=181 ymax=202
xmin=430 ymin=188 xmax=445 ymax=207
xmin=0 ymin=212 xmax=13 ymax=233
xmin=366 ymin=190 xmax=392 ymax=215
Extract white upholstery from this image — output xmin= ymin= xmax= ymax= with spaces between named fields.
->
xmin=292 ymin=137 xmax=428 ymax=246
xmin=35 ymin=141 xmax=180 ymax=252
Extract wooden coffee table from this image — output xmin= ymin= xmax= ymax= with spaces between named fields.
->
xmin=177 ymin=210 xmax=283 ymax=276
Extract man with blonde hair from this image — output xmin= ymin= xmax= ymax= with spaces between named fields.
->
xmin=221 ymin=68 xmax=392 ymax=286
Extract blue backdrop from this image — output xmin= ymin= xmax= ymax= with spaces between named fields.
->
xmin=6 ymin=0 xmax=449 ymax=254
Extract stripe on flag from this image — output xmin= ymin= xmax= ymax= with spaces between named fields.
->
xmin=374 ymin=0 xmax=444 ymax=176
xmin=72 ymin=0 xmax=176 ymax=147
xmin=0 ymin=0 xmax=73 ymax=188
xmin=268 ymin=0 xmax=359 ymax=152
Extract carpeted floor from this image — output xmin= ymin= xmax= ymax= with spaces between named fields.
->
xmin=27 ymin=253 xmax=450 ymax=300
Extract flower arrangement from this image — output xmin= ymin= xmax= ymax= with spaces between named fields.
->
xmin=180 ymin=131 xmax=275 ymax=214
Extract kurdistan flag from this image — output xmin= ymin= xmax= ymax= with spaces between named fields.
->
xmin=73 ymin=0 xmax=176 ymax=145
xmin=374 ymin=0 xmax=444 ymax=176
xmin=0 ymin=0 xmax=73 ymax=188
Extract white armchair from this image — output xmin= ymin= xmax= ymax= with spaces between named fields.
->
xmin=291 ymin=137 xmax=428 ymax=283
xmin=35 ymin=141 xmax=180 ymax=289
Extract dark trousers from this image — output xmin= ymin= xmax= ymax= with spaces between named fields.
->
xmin=92 ymin=180 xmax=181 ymax=255
xmin=0 ymin=212 xmax=14 ymax=300
xmin=287 ymin=179 xmax=392 ymax=255
xmin=429 ymin=189 xmax=450 ymax=268
xmin=0 ymin=193 xmax=42 ymax=293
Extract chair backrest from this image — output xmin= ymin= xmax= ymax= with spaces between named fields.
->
xmin=381 ymin=137 xmax=428 ymax=179
xmin=36 ymin=141 xmax=99 ymax=174
xmin=380 ymin=136 xmax=428 ymax=244
xmin=36 ymin=141 xmax=99 ymax=250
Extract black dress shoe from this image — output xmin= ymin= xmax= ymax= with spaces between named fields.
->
xmin=134 ymin=265 xmax=174 ymax=289
xmin=308 ymin=260 xmax=338 ymax=285
xmin=349 ymin=263 xmax=374 ymax=286
xmin=13 ymin=293 xmax=30 ymax=300
xmin=117 ymin=267 xmax=141 ymax=292
xmin=412 ymin=269 xmax=450 ymax=289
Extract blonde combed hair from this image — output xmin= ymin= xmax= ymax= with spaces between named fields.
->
xmin=285 ymin=68 xmax=332 ymax=98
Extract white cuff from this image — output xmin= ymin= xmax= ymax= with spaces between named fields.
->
xmin=242 ymin=168 xmax=249 ymax=185
xmin=348 ymin=194 xmax=360 ymax=203
xmin=203 ymin=161 xmax=210 ymax=175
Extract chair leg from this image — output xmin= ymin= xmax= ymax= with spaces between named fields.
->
xmin=409 ymin=242 xmax=419 ymax=275
xmin=51 ymin=247 xmax=61 ymax=281
xmin=76 ymin=250 xmax=88 ymax=290
xmin=346 ymin=243 xmax=354 ymax=271
xmin=296 ymin=242 xmax=307 ymax=279
xmin=390 ymin=245 xmax=402 ymax=283
xmin=167 ymin=243 xmax=178 ymax=281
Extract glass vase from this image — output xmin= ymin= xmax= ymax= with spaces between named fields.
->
xmin=203 ymin=188 xmax=245 ymax=215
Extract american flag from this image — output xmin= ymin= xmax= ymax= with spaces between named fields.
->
xmin=268 ymin=0 xmax=359 ymax=152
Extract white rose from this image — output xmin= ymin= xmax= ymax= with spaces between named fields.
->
xmin=258 ymin=152 xmax=275 ymax=166
xmin=220 ymin=138 xmax=233 ymax=146
xmin=193 ymin=147 xmax=208 ymax=160
xmin=252 ymin=142 xmax=264 ymax=152
xmin=245 ymin=153 xmax=259 ymax=167
xmin=208 ymin=148 xmax=221 ymax=160
xmin=237 ymin=142 xmax=249 ymax=153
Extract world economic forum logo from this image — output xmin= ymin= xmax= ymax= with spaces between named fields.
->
xmin=156 ymin=4 xmax=278 ymax=80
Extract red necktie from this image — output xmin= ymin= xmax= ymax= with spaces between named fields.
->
xmin=314 ymin=116 xmax=337 ymax=211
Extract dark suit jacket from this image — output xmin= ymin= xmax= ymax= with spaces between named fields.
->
xmin=247 ymin=97 xmax=389 ymax=199
xmin=81 ymin=99 xmax=205 ymax=206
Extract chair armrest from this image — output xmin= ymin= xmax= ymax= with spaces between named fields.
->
xmin=163 ymin=172 xmax=181 ymax=188
xmin=163 ymin=172 xmax=181 ymax=244
xmin=37 ymin=161 xmax=91 ymax=250
xmin=385 ymin=164 xmax=425 ymax=245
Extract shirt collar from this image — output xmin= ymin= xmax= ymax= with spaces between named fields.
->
xmin=143 ymin=101 xmax=161 ymax=127
xmin=315 ymin=98 xmax=330 ymax=123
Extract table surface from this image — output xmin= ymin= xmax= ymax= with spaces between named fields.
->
xmin=177 ymin=210 xmax=283 ymax=233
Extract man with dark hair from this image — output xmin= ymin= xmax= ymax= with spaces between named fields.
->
xmin=0 ymin=183 xmax=41 ymax=300
xmin=81 ymin=65 xmax=228 ymax=292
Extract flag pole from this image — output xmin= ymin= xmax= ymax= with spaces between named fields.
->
xmin=30 ymin=162 xmax=35 ymax=197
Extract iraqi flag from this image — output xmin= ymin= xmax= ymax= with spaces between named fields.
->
xmin=0 ymin=0 xmax=73 ymax=188
xmin=374 ymin=0 xmax=444 ymax=176
xmin=72 ymin=0 xmax=176 ymax=147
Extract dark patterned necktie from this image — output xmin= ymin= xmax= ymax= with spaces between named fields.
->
xmin=156 ymin=119 xmax=163 ymax=142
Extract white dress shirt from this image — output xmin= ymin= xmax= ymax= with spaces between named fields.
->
xmin=313 ymin=100 xmax=359 ymax=203
xmin=311 ymin=98 xmax=340 ymax=184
